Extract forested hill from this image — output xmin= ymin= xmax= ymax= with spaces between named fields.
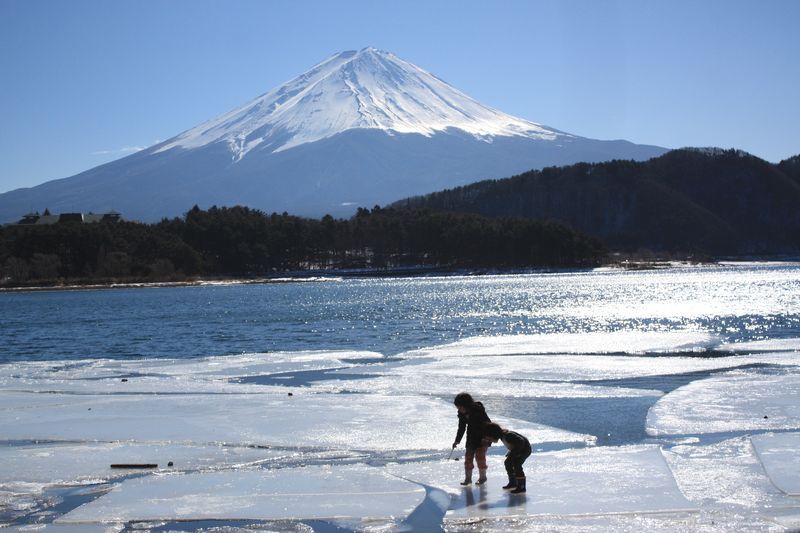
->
xmin=0 ymin=206 xmax=604 ymax=287
xmin=778 ymin=154 xmax=800 ymax=185
xmin=393 ymin=149 xmax=800 ymax=255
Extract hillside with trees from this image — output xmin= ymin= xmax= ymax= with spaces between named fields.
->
xmin=394 ymin=149 xmax=800 ymax=255
xmin=0 ymin=206 xmax=604 ymax=287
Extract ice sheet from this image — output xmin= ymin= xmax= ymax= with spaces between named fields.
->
xmin=9 ymin=525 xmax=123 ymax=532
xmin=3 ymin=343 xmax=800 ymax=530
xmin=0 ymin=442 xmax=284 ymax=486
xmin=0 ymin=391 xmax=585 ymax=451
xmin=0 ymin=350 xmax=382 ymax=379
xmin=401 ymin=331 xmax=719 ymax=357
xmin=719 ymin=338 xmax=800 ymax=353
xmin=0 ymin=350 xmax=383 ymax=395
xmin=317 ymin=372 xmax=663 ymax=399
xmin=662 ymin=434 xmax=800 ymax=531
xmin=443 ymin=509 xmax=789 ymax=531
xmin=390 ymin=446 xmax=695 ymax=518
xmin=766 ymin=508 xmax=800 ymax=529
xmin=751 ymin=432 xmax=800 ymax=495
xmin=57 ymin=465 xmax=424 ymax=523
xmin=647 ymin=371 xmax=800 ymax=436
xmin=4 ymin=347 xmax=797 ymax=399
xmin=379 ymin=352 xmax=800 ymax=383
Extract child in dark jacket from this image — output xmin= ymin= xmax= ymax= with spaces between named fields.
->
xmin=452 ymin=392 xmax=492 ymax=485
xmin=485 ymin=422 xmax=531 ymax=494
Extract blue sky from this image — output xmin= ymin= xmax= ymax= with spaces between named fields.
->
xmin=1 ymin=0 xmax=798 ymax=193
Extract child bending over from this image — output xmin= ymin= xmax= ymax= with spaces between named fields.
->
xmin=485 ymin=422 xmax=531 ymax=494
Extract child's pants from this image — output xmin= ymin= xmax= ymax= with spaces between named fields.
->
xmin=504 ymin=443 xmax=532 ymax=478
xmin=464 ymin=446 xmax=488 ymax=470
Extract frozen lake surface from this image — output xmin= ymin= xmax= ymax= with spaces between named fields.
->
xmin=2 ymin=263 xmax=800 ymax=531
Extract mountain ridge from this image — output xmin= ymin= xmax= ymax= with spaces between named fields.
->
xmin=393 ymin=148 xmax=800 ymax=255
xmin=0 ymin=48 xmax=668 ymax=222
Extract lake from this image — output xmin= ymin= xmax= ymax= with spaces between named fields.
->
xmin=2 ymin=262 xmax=799 ymax=364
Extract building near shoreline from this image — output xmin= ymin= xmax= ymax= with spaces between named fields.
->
xmin=9 ymin=211 xmax=122 ymax=225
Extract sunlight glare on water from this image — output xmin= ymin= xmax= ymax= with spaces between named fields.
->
xmin=0 ymin=263 xmax=799 ymax=361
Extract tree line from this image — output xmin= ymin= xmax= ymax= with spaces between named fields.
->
xmin=396 ymin=149 xmax=800 ymax=255
xmin=0 ymin=205 xmax=605 ymax=286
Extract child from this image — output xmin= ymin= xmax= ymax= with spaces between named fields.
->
xmin=452 ymin=392 xmax=492 ymax=485
xmin=485 ymin=422 xmax=531 ymax=494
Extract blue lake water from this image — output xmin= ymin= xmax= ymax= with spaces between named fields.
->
xmin=2 ymin=263 xmax=799 ymax=363
xmin=2 ymin=263 xmax=800 ymax=529
xmin=2 ymin=263 xmax=800 ymax=449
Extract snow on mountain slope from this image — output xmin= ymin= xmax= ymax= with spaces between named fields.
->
xmin=0 ymin=48 xmax=668 ymax=222
xmin=154 ymin=48 xmax=565 ymax=160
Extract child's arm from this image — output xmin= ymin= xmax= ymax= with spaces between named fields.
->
xmin=453 ymin=414 xmax=467 ymax=447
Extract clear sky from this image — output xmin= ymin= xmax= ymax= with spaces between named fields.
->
xmin=1 ymin=0 xmax=798 ymax=193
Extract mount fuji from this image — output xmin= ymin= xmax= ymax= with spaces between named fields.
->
xmin=0 ymin=48 xmax=667 ymax=222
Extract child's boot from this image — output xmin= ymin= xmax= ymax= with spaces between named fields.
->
xmin=502 ymin=475 xmax=516 ymax=489
xmin=475 ymin=468 xmax=488 ymax=485
xmin=460 ymin=468 xmax=473 ymax=485
xmin=510 ymin=477 xmax=526 ymax=494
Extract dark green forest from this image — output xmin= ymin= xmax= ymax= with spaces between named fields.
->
xmin=0 ymin=206 xmax=604 ymax=286
xmin=396 ymin=149 xmax=800 ymax=255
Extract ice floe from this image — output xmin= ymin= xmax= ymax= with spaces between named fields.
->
xmin=402 ymin=330 xmax=720 ymax=357
xmin=57 ymin=465 xmax=425 ymax=525
xmin=379 ymin=352 xmax=800 ymax=384
xmin=390 ymin=446 xmax=694 ymax=518
xmin=647 ymin=370 xmax=800 ymax=436
xmin=662 ymin=434 xmax=800 ymax=530
xmin=719 ymin=337 xmax=800 ymax=353
xmin=0 ymin=442 xmax=284 ymax=486
xmin=10 ymin=524 xmax=122 ymax=532
xmin=4 ymin=339 xmax=800 ymax=530
xmin=0 ymin=351 xmax=383 ymax=395
xmin=317 ymin=372 xmax=664 ymax=398
xmin=751 ymin=432 xmax=800 ymax=495
xmin=0 ymin=390 xmax=586 ymax=451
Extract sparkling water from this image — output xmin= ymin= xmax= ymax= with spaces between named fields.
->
xmin=2 ymin=263 xmax=799 ymax=363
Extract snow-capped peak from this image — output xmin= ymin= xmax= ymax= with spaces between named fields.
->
xmin=155 ymin=47 xmax=566 ymax=160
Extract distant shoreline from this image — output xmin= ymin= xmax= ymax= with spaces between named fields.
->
xmin=5 ymin=259 xmax=800 ymax=293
